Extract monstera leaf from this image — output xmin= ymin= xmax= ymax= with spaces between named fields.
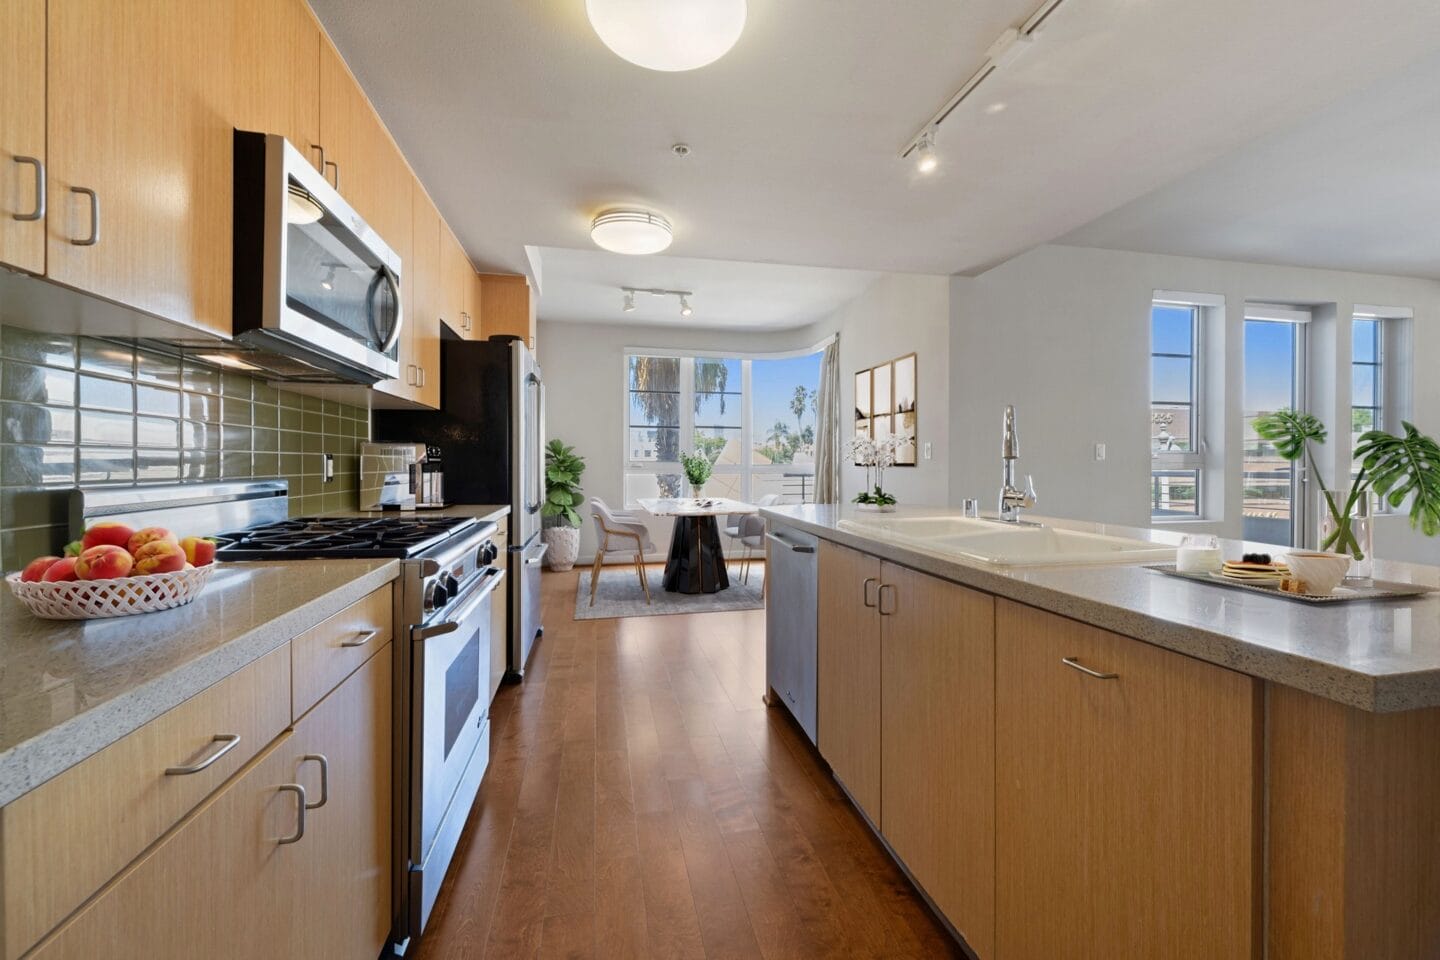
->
xmin=1252 ymin=410 xmax=1328 ymax=461
xmin=1355 ymin=423 xmax=1440 ymax=537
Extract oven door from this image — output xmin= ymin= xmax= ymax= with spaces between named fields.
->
xmin=409 ymin=566 xmax=504 ymax=933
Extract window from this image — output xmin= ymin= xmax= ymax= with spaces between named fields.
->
xmin=1242 ymin=307 xmax=1308 ymax=546
xmin=624 ymin=350 xmax=822 ymax=506
xmin=1150 ymin=303 xmax=1202 ymax=519
xmin=1352 ymin=317 xmax=1383 ymax=473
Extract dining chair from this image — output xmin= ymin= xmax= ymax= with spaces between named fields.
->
xmin=588 ymin=498 xmax=656 ymax=606
xmin=727 ymin=494 xmax=779 ymax=578
xmin=736 ymin=511 xmax=769 ymax=591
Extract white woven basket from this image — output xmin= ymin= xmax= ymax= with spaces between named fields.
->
xmin=6 ymin=565 xmax=216 ymax=620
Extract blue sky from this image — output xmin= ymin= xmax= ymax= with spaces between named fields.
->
xmin=752 ymin=353 xmax=821 ymax=436
xmin=1151 ymin=306 xmax=1298 ymax=414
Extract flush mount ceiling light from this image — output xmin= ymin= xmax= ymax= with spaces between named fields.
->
xmin=591 ymin=208 xmax=673 ymax=255
xmin=621 ymin=286 xmax=696 ymax=318
xmin=587 ymin=0 xmax=747 ymax=72
xmin=286 ymin=182 xmax=324 ymax=224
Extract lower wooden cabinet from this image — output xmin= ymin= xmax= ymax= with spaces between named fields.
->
xmin=994 ymin=600 xmax=1261 ymax=960
xmin=30 ymin=646 xmax=393 ymax=960
xmin=816 ymin=540 xmax=882 ymax=823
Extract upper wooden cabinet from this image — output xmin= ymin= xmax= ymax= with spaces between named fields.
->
xmin=995 ymin=600 xmax=1261 ymax=960
xmin=468 ymin=270 xmax=486 ymax=342
xmin=0 ymin=0 xmax=45 ymax=275
xmin=231 ymin=0 xmax=320 ymax=171
xmin=441 ymin=224 xmax=478 ymax=339
xmin=479 ymin=273 xmax=536 ymax=348
xmin=411 ymin=186 xmax=442 ymax=409
xmin=45 ymin=0 xmax=234 ymax=336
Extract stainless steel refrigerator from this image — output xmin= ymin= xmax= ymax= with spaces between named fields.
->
xmin=374 ymin=335 xmax=546 ymax=680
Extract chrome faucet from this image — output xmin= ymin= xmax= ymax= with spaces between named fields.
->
xmin=999 ymin=405 xmax=1037 ymax=523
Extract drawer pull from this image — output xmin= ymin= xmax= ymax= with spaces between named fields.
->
xmin=301 ymin=753 xmax=329 ymax=809
xmin=863 ymin=577 xmax=878 ymax=608
xmin=1062 ymin=657 xmax=1119 ymax=680
xmin=164 ymin=733 xmax=241 ymax=775
xmin=878 ymin=583 xmax=897 ymax=616
xmin=277 ymin=783 xmax=307 ymax=844
xmin=341 ymin=628 xmax=379 ymax=648
xmin=324 ymin=159 xmax=340 ymax=191
xmin=70 ymin=186 xmax=99 ymax=246
xmin=12 ymin=156 xmax=44 ymax=221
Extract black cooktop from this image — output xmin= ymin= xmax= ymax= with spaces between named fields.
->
xmin=216 ymin=515 xmax=478 ymax=560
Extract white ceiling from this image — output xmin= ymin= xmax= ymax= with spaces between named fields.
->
xmin=1056 ymin=50 xmax=1440 ymax=280
xmin=531 ymin=247 xmax=877 ymax=329
xmin=309 ymin=0 xmax=1440 ymax=281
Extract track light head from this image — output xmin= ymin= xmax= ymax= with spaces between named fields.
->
xmin=679 ymin=295 xmax=693 ymax=318
xmin=623 ymin=289 xmax=636 ymax=312
xmin=915 ymin=129 xmax=938 ymax=175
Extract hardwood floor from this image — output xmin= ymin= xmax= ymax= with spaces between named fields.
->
xmin=413 ymin=566 xmax=963 ymax=960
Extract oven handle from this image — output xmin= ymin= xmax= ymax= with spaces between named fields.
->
xmin=411 ymin=568 xmax=506 ymax=643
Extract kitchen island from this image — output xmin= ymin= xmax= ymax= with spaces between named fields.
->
xmin=763 ymin=504 xmax=1440 ymax=960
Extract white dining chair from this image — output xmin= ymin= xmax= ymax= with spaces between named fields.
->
xmin=588 ymin=498 xmax=656 ymax=606
xmin=726 ymin=494 xmax=779 ymax=578
xmin=736 ymin=512 xmax=768 ymax=587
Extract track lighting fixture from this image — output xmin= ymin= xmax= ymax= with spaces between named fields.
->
xmin=915 ymin=129 xmax=938 ymax=175
xmin=623 ymin=290 xmax=636 ymax=312
xmin=679 ymin=295 xmax=693 ymax=318
xmin=620 ymin=287 xmax=696 ymax=319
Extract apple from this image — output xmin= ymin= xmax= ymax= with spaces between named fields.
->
xmin=179 ymin=536 xmax=217 ymax=567
xmin=41 ymin=557 xmax=80 ymax=582
xmin=126 ymin=526 xmax=177 ymax=555
xmin=75 ymin=544 xmax=134 ymax=580
xmin=81 ymin=522 xmax=135 ymax=551
xmin=19 ymin=556 xmax=62 ymax=582
xmin=132 ymin=539 xmax=186 ymax=575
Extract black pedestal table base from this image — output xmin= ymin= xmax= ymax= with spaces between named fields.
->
xmin=662 ymin=515 xmax=730 ymax=594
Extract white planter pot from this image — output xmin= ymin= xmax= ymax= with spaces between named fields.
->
xmin=542 ymin=526 xmax=580 ymax=571
xmin=855 ymin=503 xmax=896 ymax=513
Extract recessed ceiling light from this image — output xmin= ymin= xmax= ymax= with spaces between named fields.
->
xmin=671 ymin=143 xmax=692 ymax=158
xmin=591 ymin=209 xmax=673 ymax=255
xmin=586 ymin=0 xmax=747 ymax=72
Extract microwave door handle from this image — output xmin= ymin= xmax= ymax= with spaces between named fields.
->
xmin=374 ymin=265 xmax=404 ymax=354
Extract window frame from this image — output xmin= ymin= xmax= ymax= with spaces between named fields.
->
xmin=1241 ymin=306 xmax=1311 ymax=547
xmin=1150 ymin=300 xmax=1205 ymax=520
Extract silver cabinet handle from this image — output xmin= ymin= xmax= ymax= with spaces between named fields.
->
xmin=340 ymin=628 xmax=378 ymax=648
xmin=405 ymin=363 xmax=417 ymax=386
xmin=165 ymin=733 xmax=241 ymax=775
xmin=12 ymin=157 xmax=44 ymax=221
xmin=70 ymin=186 xmax=99 ymax=246
xmin=277 ymin=783 xmax=307 ymax=844
xmin=863 ymin=577 xmax=878 ymax=608
xmin=417 ymin=364 xmax=425 ymax=387
xmin=1062 ymin=657 xmax=1119 ymax=680
xmin=877 ymin=583 xmax=897 ymax=616
xmin=301 ymin=754 xmax=329 ymax=809
xmin=311 ymin=144 xmax=326 ymax=173
xmin=324 ymin=159 xmax=340 ymax=191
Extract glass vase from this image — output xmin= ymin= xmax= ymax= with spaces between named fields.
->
xmin=1318 ymin=491 xmax=1373 ymax=580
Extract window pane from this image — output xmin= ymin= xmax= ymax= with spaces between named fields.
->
xmin=1352 ymin=319 xmax=1377 ymax=363
xmin=752 ymin=353 xmax=822 ymax=468
xmin=703 ymin=472 xmax=743 ymax=500
xmin=1243 ymin=319 xmax=1300 ymax=545
xmin=1151 ymin=402 xmax=1193 ymax=453
xmin=1151 ymin=356 xmax=1192 ymax=404
xmin=693 ymin=426 xmax=742 ymax=464
xmin=625 ymin=471 xmax=682 ymax=504
xmin=751 ymin=470 xmax=815 ymax=505
xmin=694 ymin=390 xmax=742 ymax=429
xmin=628 ymin=427 xmax=677 ymax=463
xmin=629 ymin=392 xmax=679 ymax=427
xmin=1152 ymin=306 xmax=1194 ymax=355
xmin=1352 ymin=364 xmax=1377 ymax=409
xmin=1152 ymin=469 xmax=1200 ymax=518
xmin=629 ymin=355 xmax=680 ymax=393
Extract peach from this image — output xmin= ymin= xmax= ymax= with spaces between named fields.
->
xmin=19 ymin=556 xmax=62 ymax=582
xmin=126 ymin=526 xmax=178 ymax=555
xmin=75 ymin=544 xmax=134 ymax=581
xmin=81 ymin=522 xmax=135 ymax=551
xmin=179 ymin=536 xmax=217 ymax=567
xmin=41 ymin=557 xmax=80 ymax=582
xmin=132 ymin=539 xmax=186 ymax=575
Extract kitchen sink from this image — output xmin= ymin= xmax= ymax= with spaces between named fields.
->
xmin=836 ymin=515 xmax=1176 ymax=567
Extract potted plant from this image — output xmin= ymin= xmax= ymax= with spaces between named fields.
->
xmin=1253 ymin=411 xmax=1440 ymax=576
xmin=846 ymin=433 xmax=912 ymax=512
xmin=541 ymin=439 xmax=585 ymax=571
xmin=679 ymin=450 xmax=713 ymax=498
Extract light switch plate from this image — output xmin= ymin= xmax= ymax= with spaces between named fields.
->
xmin=1094 ymin=443 xmax=1106 ymax=462
xmin=923 ymin=442 xmax=933 ymax=461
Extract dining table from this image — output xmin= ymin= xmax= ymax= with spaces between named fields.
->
xmin=636 ymin=497 xmax=757 ymax=594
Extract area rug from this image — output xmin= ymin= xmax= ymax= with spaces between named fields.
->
xmin=574 ymin=566 xmax=765 ymax=620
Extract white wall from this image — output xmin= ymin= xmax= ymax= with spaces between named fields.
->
xmin=539 ymin=271 xmax=952 ymax=561
xmin=949 ymin=244 xmax=1440 ymax=563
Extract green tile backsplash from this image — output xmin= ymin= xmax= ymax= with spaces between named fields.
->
xmin=0 ymin=324 xmax=369 ymax=573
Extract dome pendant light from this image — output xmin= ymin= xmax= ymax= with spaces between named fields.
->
xmin=591 ymin=209 xmax=673 ymax=255
xmin=587 ymin=0 xmax=747 ymax=72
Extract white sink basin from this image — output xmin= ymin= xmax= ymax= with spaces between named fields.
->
xmin=836 ymin=515 xmax=1176 ymax=567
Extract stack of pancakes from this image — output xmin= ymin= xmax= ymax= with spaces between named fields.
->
xmin=1219 ymin=559 xmax=1288 ymax=585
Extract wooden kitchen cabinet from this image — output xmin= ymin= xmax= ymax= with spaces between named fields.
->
xmin=994 ymin=600 xmax=1261 ymax=960
xmin=0 ymin=0 xmax=45 ymax=275
xmin=489 ymin=515 xmax=510 ymax=703
xmin=411 ymin=185 xmax=443 ymax=409
xmin=467 ymin=269 xmax=486 ymax=342
xmin=231 ymin=0 xmax=321 ymax=172
xmin=46 ymin=0 xmax=234 ymax=336
xmin=816 ymin=540 xmax=882 ymax=824
xmin=880 ymin=563 xmax=995 ymax=959
xmin=441 ymin=222 xmax=479 ymax=340
xmin=319 ymin=34 xmax=395 ymax=238
xmin=478 ymin=273 xmax=536 ymax=347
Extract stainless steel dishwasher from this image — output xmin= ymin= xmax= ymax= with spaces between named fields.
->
xmin=765 ymin=522 xmax=818 ymax=744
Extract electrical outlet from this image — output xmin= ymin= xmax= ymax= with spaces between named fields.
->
xmin=323 ymin=452 xmax=335 ymax=483
xmin=923 ymin=442 xmax=933 ymax=461
xmin=1094 ymin=443 xmax=1106 ymax=462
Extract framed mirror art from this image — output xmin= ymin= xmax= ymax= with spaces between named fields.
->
xmin=853 ymin=353 xmax=917 ymax=466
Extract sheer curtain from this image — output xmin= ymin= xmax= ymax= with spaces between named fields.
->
xmin=813 ymin=336 xmax=841 ymax=504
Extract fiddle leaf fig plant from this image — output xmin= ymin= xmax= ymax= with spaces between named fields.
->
xmin=542 ymin=439 xmax=586 ymax=528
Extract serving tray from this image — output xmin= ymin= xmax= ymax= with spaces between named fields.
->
xmin=1145 ymin=564 xmax=1434 ymax=604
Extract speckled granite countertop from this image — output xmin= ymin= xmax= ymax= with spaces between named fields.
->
xmin=0 ymin=559 xmax=399 ymax=806
xmin=764 ymin=505 xmax=1440 ymax=713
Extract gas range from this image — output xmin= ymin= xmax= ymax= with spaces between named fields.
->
xmin=215 ymin=515 xmax=479 ymax=561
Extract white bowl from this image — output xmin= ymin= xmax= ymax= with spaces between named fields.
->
xmin=1283 ymin=550 xmax=1352 ymax=595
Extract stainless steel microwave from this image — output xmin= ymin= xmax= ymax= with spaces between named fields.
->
xmin=232 ymin=130 xmax=402 ymax=384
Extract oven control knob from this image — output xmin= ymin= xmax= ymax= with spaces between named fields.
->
xmin=442 ymin=573 xmax=460 ymax=598
xmin=425 ymin=580 xmax=447 ymax=614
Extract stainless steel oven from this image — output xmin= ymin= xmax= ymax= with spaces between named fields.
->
xmin=232 ymin=130 xmax=402 ymax=384
xmin=401 ymin=525 xmax=504 ymax=950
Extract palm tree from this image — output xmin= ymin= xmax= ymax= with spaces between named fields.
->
xmin=791 ymin=385 xmax=808 ymax=434
xmin=768 ymin=421 xmax=791 ymax=448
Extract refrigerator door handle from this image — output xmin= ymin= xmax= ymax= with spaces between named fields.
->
xmin=526 ymin=371 xmax=545 ymax=515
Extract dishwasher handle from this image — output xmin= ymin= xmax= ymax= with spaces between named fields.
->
xmin=765 ymin=531 xmax=815 ymax=554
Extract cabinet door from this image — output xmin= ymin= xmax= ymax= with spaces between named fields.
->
xmin=816 ymin=540 xmax=882 ymax=823
xmin=29 ymin=733 xmax=303 ymax=959
xmin=880 ymin=563 xmax=995 ymax=959
xmin=995 ymin=600 xmax=1260 ymax=960
xmin=47 ymin=0 xmax=233 ymax=335
xmin=440 ymin=223 xmax=469 ymax=339
xmin=370 ymin=164 xmax=417 ymax=406
xmin=231 ymin=0 xmax=320 ymax=168
xmin=478 ymin=274 xmax=535 ymax=347
xmin=410 ymin=185 xmax=442 ymax=409
xmin=290 ymin=645 xmax=393 ymax=960
xmin=466 ymin=264 xmax=485 ymax=342
xmin=0 ymin=0 xmax=45 ymax=274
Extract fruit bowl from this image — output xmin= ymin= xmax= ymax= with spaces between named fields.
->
xmin=6 ymin=565 xmax=216 ymax=620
